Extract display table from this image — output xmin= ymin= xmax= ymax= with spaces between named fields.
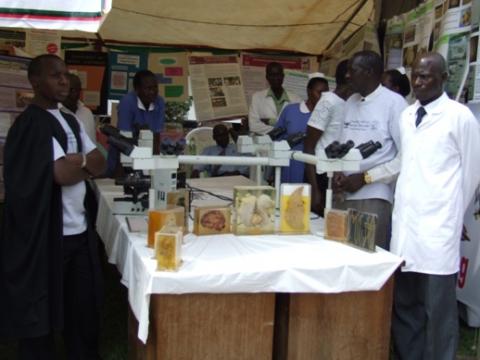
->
xmin=94 ymin=178 xmax=402 ymax=360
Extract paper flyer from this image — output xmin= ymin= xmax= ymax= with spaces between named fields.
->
xmin=148 ymin=52 xmax=188 ymax=102
xmin=188 ymin=55 xmax=248 ymax=121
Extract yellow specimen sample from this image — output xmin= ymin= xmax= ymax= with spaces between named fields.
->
xmin=147 ymin=207 xmax=184 ymax=248
xmin=280 ymin=185 xmax=311 ymax=234
xmin=193 ymin=206 xmax=231 ymax=235
xmin=155 ymin=229 xmax=182 ymax=271
xmin=324 ymin=208 xmax=349 ymax=242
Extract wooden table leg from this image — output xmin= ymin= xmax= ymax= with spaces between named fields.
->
xmin=285 ymin=277 xmax=394 ymax=360
xmin=129 ymin=293 xmax=275 ymax=360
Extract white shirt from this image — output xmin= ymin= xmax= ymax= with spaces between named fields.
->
xmin=49 ymin=109 xmax=96 ymax=236
xmin=341 ymin=85 xmax=407 ymax=203
xmin=307 ymin=91 xmax=346 ymax=155
xmin=366 ymin=154 xmax=401 ymax=184
xmin=391 ymin=93 xmax=480 ymax=275
xmin=248 ymin=88 xmax=301 ymax=135
xmin=137 ymin=96 xmax=155 ymax=111
xmin=61 ymin=101 xmax=96 ymax=143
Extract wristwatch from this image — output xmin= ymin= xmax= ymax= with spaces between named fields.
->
xmin=364 ymin=172 xmax=372 ymax=184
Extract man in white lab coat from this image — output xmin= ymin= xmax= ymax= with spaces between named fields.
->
xmin=248 ymin=62 xmax=301 ymax=135
xmin=391 ymin=52 xmax=480 ymax=360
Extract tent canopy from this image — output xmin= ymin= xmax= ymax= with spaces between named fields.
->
xmin=95 ymin=0 xmax=375 ymax=54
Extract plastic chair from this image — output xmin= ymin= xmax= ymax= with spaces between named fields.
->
xmin=184 ymin=127 xmax=215 ymax=178
xmin=185 ymin=127 xmax=215 ymax=155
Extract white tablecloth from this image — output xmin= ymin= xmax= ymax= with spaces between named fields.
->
xmin=94 ymin=178 xmax=403 ymax=343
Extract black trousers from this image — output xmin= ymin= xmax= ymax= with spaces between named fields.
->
xmin=18 ymin=232 xmax=100 ymax=360
xmin=392 ymin=271 xmax=458 ymax=360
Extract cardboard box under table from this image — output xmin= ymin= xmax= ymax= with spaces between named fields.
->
xmin=95 ymin=178 xmax=402 ymax=360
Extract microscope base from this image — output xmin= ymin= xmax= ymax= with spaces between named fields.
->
xmin=113 ymin=198 xmax=147 ymax=215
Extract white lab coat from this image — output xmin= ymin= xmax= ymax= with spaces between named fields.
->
xmin=248 ymin=88 xmax=301 ymax=135
xmin=391 ymin=93 xmax=480 ymax=274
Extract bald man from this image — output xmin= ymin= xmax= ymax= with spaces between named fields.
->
xmin=391 ymin=53 xmax=480 ymax=360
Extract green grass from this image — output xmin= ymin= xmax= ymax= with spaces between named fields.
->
xmin=98 ymin=249 xmax=128 ymax=360
xmin=459 ymin=320 xmax=478 ymax=358
xmin=0 ymin=250 xmax=128 ymax=360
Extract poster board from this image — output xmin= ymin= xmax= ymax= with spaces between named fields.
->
xmin=65 ymin=50 xmax=108 ymax=114
xmin=402 ymin=1 xmax=435 ymax=70
xmin=0 ymin=55 xmax=31 ymax=138
xmin=148 ymin=52 xmax=188 ymax=102
xmin=25 ymin=29 xmax=61 ymax=57
xmin=283 ymin=70 xmax=336 ymax=100
xmin=382 ymin=0 xmax=478 ymax=101
xmin=240 ymin=53 xmax=318 ymax=105
xmin=107 ymin=51 xmax=147 ymax=100
xmin=384 ymin=16 xmax=405 ymax=69
xmin=188 ymin=55 xmax=248 ymax=121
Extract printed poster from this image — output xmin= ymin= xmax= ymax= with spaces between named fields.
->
xmin=107 ymin=51 xmax=147 ymax=100
xmin=384 ymin=16 xmax=406 ymax=70
xmin=148 ymin=52 xmax=188 ymax=102
xmin=0 ymin=55 xmax=31 ymax=139
xmin=25 ymin=29 xmax=61 ymax=57
xmin=0 ymin=28 xmax=26 ymax=53
xmin=240 ymin=53 xmax=318 ymax=106
xmin=188 ymin=55 xmax=248 ymax=121
xmin=65 ymin=50 xmax=108 ymax=114
xmin=402 ymin=1 xmax=435 ymax=70
xmin=283 ymin=70 xmax=336 ymax=100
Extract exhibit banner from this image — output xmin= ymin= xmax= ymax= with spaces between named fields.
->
xmin=65 ymin=50 xmax=108 ymax=114
xmin=188 ymin=55 xmax=248 ymax=121
xmin=457 ymin=185 xmax=480 ymax=327
xmin=147 ymin=52 xmax=188 ymax=102
xmin=107 ymin=51 xmax=148 ymax=101
xmin=0 ymin=0 xmax=111 ymax=33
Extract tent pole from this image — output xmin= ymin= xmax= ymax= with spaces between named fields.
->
xmin=95 ymin=33 xmax=105 ymax=51
xmin=325 ymin=0 xmax=369 ymax=51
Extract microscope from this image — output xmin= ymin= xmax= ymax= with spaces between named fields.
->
xmin=103 ymin=124 xmax=381 ymax=215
